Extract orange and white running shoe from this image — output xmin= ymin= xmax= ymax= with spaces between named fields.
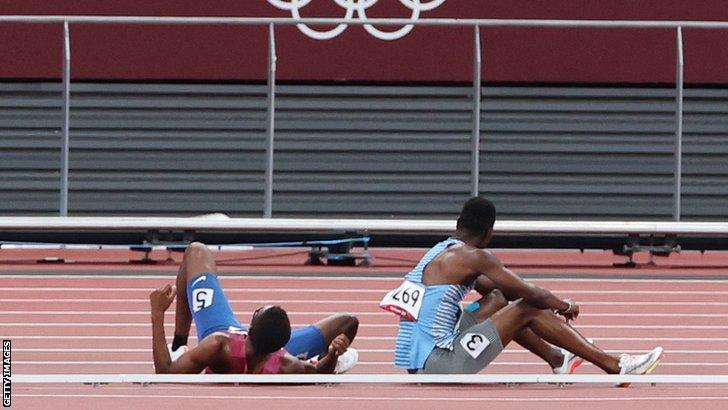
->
xmin=552 ymin=348 xmax=584 ymax=375
xmin=552 ymin=338 xmax=593 ymax=375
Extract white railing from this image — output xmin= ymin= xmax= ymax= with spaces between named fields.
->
xmin=11 ymin=373 xmax=728 ymax=385
xmin=12 ymin=374 xmax=728 ymax=385
xmin=2 ymin=16 xmax=726 ymax=220
xmin=1 ymin=217 xmax=728 ymax=236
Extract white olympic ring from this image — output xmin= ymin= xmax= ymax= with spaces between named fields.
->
xmin=267 ymin=0 xmax=447 ymax=41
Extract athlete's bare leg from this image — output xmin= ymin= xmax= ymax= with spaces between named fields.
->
xmin=489 ymin=300 xmax=621 ymax=374
xmin=309 ymin=313 xmax=359 ymax=346
xmin=173 ymin=242 xmax=217 ymax=341
xmin=470 ymin=290 xmax=563 ymax=368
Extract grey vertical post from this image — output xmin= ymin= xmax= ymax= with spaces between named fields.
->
xmin=471 ymin=26 xmax=482 ymax=197
xmin=60 ymin=21 xmax=71 ymax=216
xmin=264 ymin=23 xmax=277 ymax=218
xmin=674 ymin=26 xmax=684 ymax=221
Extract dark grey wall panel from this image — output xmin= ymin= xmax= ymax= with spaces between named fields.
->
xmin=480 ymin=87 xmax=676 ymax=219
xmin=273 ymin=85 xmax=472 ymax=218
xmin=681 ymin=88 xmax=728 ymax=220
xmin=1 ymin=82 xmax=727 ymax=220
xmin=0 ymin=83 xmax=63 ymax=215
xmin=0 ymin=83 xmax=268 ymax=216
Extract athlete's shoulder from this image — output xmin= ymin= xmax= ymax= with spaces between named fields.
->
xmin=452 ymin=243 xmax=495 ymax=261
xmin=205 ymin=331 xmax=233 ymax=343
xmin=199 ymin=332 xmax=232 ymax=356
xmin=455 ymin=246 xmax=501 ymax=270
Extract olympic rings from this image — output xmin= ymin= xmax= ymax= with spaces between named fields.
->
xmin=267 ymin=0 xmax=446 ymax=41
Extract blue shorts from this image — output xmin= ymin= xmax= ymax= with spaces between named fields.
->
xmin=188 ymin=273 xmax=325 ymax=358
xmin=286 ymin=325 xmax=326 ymax=360
xmin=187 ymin=273 xmax=245 ymax=340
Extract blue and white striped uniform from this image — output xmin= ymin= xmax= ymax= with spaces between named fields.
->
xmin=393 ymin=238 xmax=476 ymax=370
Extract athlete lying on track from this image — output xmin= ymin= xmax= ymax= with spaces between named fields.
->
xmin=150 ymin=242 xmax=359 ymax=374
xmin=381 ymin=197 xmax=663 ymax=384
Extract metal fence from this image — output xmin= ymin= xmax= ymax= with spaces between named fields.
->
xmin=2 ymin=16 xmax=726 ymax=219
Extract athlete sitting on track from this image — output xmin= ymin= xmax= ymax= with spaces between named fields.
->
xmin=381 ymin=197 xmax=663 ymax=383
xmin=149 ymin=241 xmax=360 ymax=374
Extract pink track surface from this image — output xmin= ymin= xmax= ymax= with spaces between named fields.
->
xmin=2 ymin=248 xmax=728 ymax=409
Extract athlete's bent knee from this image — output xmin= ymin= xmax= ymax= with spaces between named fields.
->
xmin=347 ymin=314 xmax=359 ymax=329
xmin=184 ymin=242 xmax=212 ymax=261
xmin=338 ymin=313 xmax=359 ymax=338
xmin=477 ymin=289 xmax=507 ymax=311
xmin=488 ymin=289 xmax=507 ymax=308
xmin=186 ymin=241 xmax=207 ymax=254
xmin=341 ymin=313 xmax=359 ymax=328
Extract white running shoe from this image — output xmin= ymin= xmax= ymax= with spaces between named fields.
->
xmin=617 ymin=346 xmax=664 ymax=387
xmin=168 ymin=343 xmax=189 ymax=362
xmin=552 ymin=338 xmax=592 ymax=375
xmin=334 ymin=348 xmax=359 ymax=374
xmin=552 ymin=348 xmax=583 ymax=375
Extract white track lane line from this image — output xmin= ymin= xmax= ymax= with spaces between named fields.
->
xmin=6 ymin=335 xmax=728 ymax=342
xmin=1 ymin=275 xmax=401 ymax=281
xmin=2 ymin=311 xmax=726 ymax=318
xmin=10 ymin=394 xmax=728 ymax=402
xmin=11 ymin=361 xmax=728 ymax=367
xmin=3 ymin=322 xmax=728 ymax=330
xmin=4 ymin=287 xmax=728 ymax=295
xmin=4 ymin=274 xmax=728 ymax=283
xmin=13 ymin=348 xmax=728 ymax=354
xmin=5 ymin=335 xmax=727 ymax=342
xmin=11 ymin=384 xmax=728 ymax=392
xmin=4 ymin=298 xmax=728 ymax=305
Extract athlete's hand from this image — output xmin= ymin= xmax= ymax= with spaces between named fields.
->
xmin=150 ymin=284 xmax=176 ymax=315
xmin=557 ymin=299 xmax=579 ymax=322
xmin=327 ymin=334 xmax=351 ymax=357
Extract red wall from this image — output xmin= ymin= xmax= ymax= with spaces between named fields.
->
xmin=1 ymin=1 xmax=727 ymax=83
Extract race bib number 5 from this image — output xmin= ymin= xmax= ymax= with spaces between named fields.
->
xmin=379 ymin=280 xmax=426 ymax=321
xmin=192 ymin=288 xmax=214 ymax=312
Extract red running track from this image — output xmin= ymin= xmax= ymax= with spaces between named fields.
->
xmin=2 ymin=249 xmax=728 ymax=409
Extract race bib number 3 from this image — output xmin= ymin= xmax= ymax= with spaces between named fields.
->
xmin=379 ymin=280 xmax=426 ymax=321
xmin=460 ymin=332 xmax=491 ymax=359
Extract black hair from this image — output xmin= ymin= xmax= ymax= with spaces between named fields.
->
xmin=456 ymin=196 xmax=496 ymax=235
xmin=248 ymin=306 xmax=291 ymax=354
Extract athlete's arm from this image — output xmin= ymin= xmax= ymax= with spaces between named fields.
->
xmin=473 ymin=250 xmax=574 ymax=314
xmin=278 ymin=334 xmax=351 ymax=374
xmin=474 ymin=275 xmax=500 ymax=297
xmin=150 ymin=284 xmax=178 ymax=373
xmin=278 ymin=354 xmax=316 ymax=374
xmin=473 ymin=275 xmax=523 ymax=301
xmin=150 ymin=284 xmax=226 ymax=373
xmin=157 ymin=336 xmax=226 ymax=374
xmin=314 ymin=334 xmax=350 ymax=374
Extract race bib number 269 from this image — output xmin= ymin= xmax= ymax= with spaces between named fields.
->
xmin=379 ymin=280 xmax=426 ymax=321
